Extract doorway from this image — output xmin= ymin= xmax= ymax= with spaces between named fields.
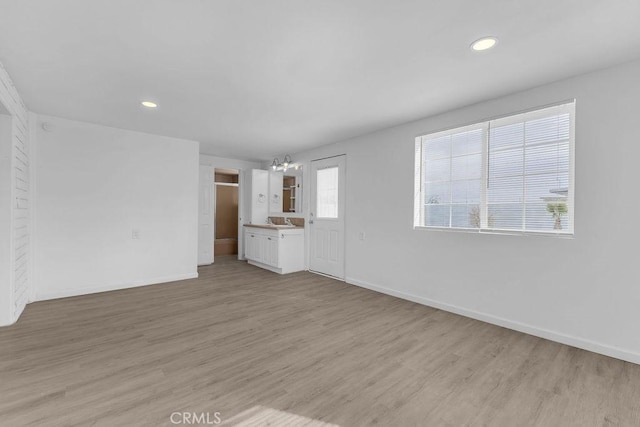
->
xmin=309 ymin=155 xmax=346 ymax=279
xmin=214 ymin=169 xmax=239 ymax=256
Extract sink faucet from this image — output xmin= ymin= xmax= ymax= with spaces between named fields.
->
xmin=285 ymin=218 xmax=293 ymax=226
xmin=266 ymin=218 xmax=274 ymax=225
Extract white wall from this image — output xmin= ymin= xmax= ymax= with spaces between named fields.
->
xmin=293 ymin=58 xmax=640 ymax=364
xmin=0 ymin=113 xmax=12 ymax=325
xmin=34 ymin=115 xmax=200 ymax=300
xmin=200 ymin=154 xmax=261 ymax=175
xmin=0 ymin=60 xmax=31 ymax=326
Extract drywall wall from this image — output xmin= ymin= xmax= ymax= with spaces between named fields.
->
xmin=293 ymin=58 xmax=640 ymax=363
xmin=0 ymin=113 xmax=11 ymax=325
xmin=0 ymin=61 xmax=30 ymax=326
xmin=34 ymin=115 xmax=200 ymax=300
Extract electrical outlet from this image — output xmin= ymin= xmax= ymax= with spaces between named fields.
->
xmin=359 ymin=231 xmax=366 ymax=241
xmin=132 ymin=229 xmax=140 ymax=240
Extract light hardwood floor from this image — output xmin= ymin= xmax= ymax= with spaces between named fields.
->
xmin=1 ymin=256 xmax=639 ymax=426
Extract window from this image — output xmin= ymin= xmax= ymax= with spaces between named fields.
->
xmin=414 ymin=101 xmax=574 ymax=235
xmin=316 ymin=166 xmax=339 ymax=218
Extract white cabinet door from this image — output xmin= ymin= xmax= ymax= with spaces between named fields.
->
xmin=253 ymin=234 xmax=263 ymax=262
xmin=269 ymin=171 xmax=283 ymax=213
xmin=262 ymin=235 xmax=271 ymax=266
xmin=246 ymin=231 xmax=263 ymax=262
xmin=245 ymin=232 xmax=254 ymax=260
xmin=265 ymin=234 xmax=279 ymax=267
xmin=250 ymin=169 xmax=269 ymax=224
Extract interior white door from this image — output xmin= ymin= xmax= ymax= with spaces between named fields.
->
xmin=237 ymin=171 xmax=244 ymax=260
xmin=197 ymin=165 xmax=214 ymax=265
xmin=309 ymin=155 xmax=346 ymax=279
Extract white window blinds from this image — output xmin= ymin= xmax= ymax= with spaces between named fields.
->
xmin=421 ymin=125 xmax=486 ymax=229
xmin=415 ymin=101 xmax=575 ymax=235
xmin=487 ymin=103 xmax=573 ymax=233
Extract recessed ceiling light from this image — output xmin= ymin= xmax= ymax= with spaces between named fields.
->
xmin=141 ymin=101 xmax=158 ymax=108
xmin=471 ymin=37 xmax=498 ymax=52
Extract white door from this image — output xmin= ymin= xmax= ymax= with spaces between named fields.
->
xmin=237 ymin=171 xmax=244 ymax=260
xmin=309 ymin=155 xmax=346 ymax=279
xmin=198 ymin=165 xmax=214 ymax=265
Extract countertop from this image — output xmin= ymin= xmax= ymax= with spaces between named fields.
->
xmin=243 ymin=224 xmax=304 ymax=230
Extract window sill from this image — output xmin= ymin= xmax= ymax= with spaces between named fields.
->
xmin=413 ymin=226 xmax=575 ymax=239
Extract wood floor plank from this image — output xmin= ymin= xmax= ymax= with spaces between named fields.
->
xmin=1 ymin=256 xmax=639 ymax=426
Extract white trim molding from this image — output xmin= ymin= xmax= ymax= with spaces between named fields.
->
xmin=35 ymin=272 xmax=199 ymax=302
xmin=346 ymin=277 xmax=640 ymax=365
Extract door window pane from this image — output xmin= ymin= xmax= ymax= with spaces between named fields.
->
xmin=316 ymin=167 xmax=339 ymax=218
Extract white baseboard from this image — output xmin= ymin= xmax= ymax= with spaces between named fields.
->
xmin=346 ymin=277 xmax=640 ymax=365
xmin=35 ymin=272 xmax=199 ymax=302
xmin=1 ymin=296 xmax=30 ymax=327
xmin=0 ymin=315 xmax=16 ymax=327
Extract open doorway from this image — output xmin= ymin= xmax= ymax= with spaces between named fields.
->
xmin=214 ymin=169 xmax=239 ymax=256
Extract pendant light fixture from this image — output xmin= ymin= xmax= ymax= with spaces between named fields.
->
xmin=271 ymin=154 xmax=293 ymax=171
xmin=282 ymin=154 xmax=292 ymax=171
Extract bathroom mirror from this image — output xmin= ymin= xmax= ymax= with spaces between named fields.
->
xmin=269 ymin=166 xmax=303 ymax=214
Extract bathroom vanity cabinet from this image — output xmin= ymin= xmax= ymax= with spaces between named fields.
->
xmin=244 ymin=225 xmax=304 ymax=274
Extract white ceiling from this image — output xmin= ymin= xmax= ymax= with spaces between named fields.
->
xmin=1 ymin=1 xmax=639 ymax=161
